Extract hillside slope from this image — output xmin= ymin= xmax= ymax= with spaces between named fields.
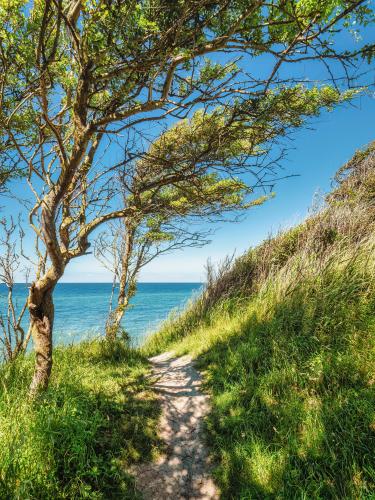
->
xmin=144 ymin=143 xmax=375 ymax=498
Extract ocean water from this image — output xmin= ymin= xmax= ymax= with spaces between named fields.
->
xmin=0 ymin=283 xmax=202 ymax=347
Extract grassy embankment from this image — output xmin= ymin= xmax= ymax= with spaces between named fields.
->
xmin=0 ymin=340 xmax=161 ymax=499
xmin=144 ymin=143 xmax=375 ymax=498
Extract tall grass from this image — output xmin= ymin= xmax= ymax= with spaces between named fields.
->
xmin=144 ymin=141 xmax=375 ymax=356
xmin=0 ymin=340 xmax=161 ymax=499
xmin=143 ymin=142 xmax=375 ymax=497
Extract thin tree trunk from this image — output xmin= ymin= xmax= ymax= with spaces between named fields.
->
xmin=109 ymin=295 xmax=129 ymax=336
xmin=28 ymin=189 xmax=65 ymax=393
xmin=106 ymin=220 xmax=134 ymax=340
xmin=28 ymin=283 xmax=55 ymax=394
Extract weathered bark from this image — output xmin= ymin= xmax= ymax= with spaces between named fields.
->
xmin=28 ymin=281 xmax=56 ymax=394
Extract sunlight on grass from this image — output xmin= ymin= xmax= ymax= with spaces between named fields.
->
xmin=0 ymin=340 xmax=161 ymax=499
xmin=298 ymin=396 xmax=324 ymax=459
xmin=145 ymin=224 xmax=375 ymax=497
xmin=243 ymin=442 xmax=287 ymax=495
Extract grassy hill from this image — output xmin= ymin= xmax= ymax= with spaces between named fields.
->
xmin=144 ymin=143 xmax=375 ymax=498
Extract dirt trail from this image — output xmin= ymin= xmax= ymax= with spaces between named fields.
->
xmin=133 ymin=352 xmax=219 ymax=499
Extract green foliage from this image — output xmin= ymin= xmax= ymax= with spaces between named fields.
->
xmin=199 ymin=59 xmax=238 ymax=85
xmin=135 ymin=84 xmax=357 ymax=221
xmin=0 ymin=0 xmax=372 ymax=186
xmin=143 ymin=230 xmax=174 ymax=243
xmin=0 ymin=341 xmax=161 ymax=499
xmin=144 ymin=90 xmax=355 ymax=172
xmin=0 ymin=166 xmax=22 ymax=190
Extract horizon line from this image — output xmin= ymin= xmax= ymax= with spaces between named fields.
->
xmin=9 ymin=281 xmax=205 ymax=285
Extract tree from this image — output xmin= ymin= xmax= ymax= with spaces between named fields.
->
xmin=94 ymin=161 xmax=257 ymax=338
xmin=0 ymin=0 xmax=373 ymax=393
xmin=94 ymin=215 xmax=208 ymax=340
xmin=94 ymin=110 xmax=283 ymax=338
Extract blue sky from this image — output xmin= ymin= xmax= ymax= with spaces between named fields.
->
xmin=3 ymin=21 xmax=375 ymax=283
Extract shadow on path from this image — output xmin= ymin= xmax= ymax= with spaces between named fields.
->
xmin=133 ymin=352 xmax=219 ymax=500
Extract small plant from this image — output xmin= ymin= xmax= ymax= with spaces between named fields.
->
xmin=0 ymin=217 xmax=31 ymax=361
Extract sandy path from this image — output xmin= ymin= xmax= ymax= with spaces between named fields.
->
xmin=133 ymin=352 xmax=219 ymax=499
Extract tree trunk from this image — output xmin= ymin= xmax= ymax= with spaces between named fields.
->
xmin=105 ymin=219 xmax=135 ymax=340
xmin=28 ymin=283 xmax=55 ymax=394
xmin=107 ymin=295 xmax=129 ymax=338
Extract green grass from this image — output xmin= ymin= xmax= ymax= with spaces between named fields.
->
xmin=0 ymin=340 xmax=161 ymax=499
xmin=145 ymin=240 xmax=375 ymax=498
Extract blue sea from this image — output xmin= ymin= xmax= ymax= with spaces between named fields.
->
xmin=0 ymin=283 xmax=202 ymax=347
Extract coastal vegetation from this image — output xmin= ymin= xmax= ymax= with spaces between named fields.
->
xmin=0 ymin=140 xmax=373 ymax=498
xmin=144 ymin=142 xmax=375 ymax=497
xmin=0 ymin=0 xmax=373 ymax=392
xmin=0 ymin=339 xmax=160 ymax=499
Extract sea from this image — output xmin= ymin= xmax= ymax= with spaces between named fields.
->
xmin=0 ymin=282 xmax=202 ymax=347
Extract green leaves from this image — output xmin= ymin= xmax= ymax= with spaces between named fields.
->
xmin=134 ymin=3 xmax=160 ymax=34
xmin=142 ymin=229 xmax=174 ymax=244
